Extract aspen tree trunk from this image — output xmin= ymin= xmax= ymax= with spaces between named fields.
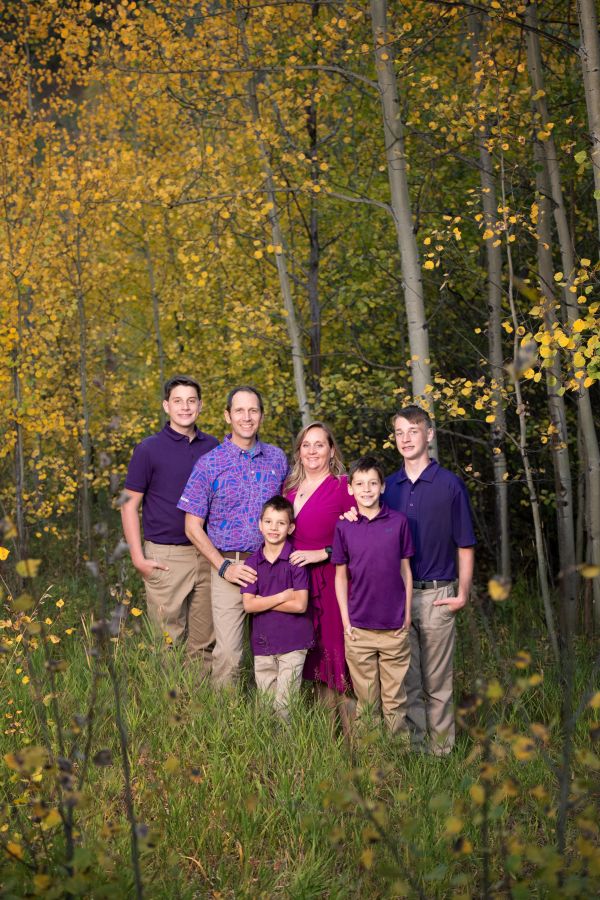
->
xmin=307 ymin=1 xmax=321 ymax=398
xmin=75 ymin=223 xmax=93 ymax=561
xmin=576 ymin=0 xmax=600 ymax=247
xmin=468 ymin=11 xmax=510 ymax=579
xmin=237 ymin=12 xmax=311 ymax=426
xmin=525 ymin=1 xmax=600 ymax=624
xmin=370 ymin=0 xmax=434 ymax=432
xmin=12 ymin=285 xmax=28 ymax=561
xmin=501 ymin=178 xmax=559 ymax=661
xmin=535 ymin=141 xmax=578 ymax=631
xmin=142 ymin=231 xmax=166 ymax=404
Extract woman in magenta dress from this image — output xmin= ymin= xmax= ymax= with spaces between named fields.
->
xmin=283 ymin=422 xmax=355 ymax=706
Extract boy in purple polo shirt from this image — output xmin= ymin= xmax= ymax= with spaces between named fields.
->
xmin=241 ymin=496 xmax=313 ymax=719
xmin=122 ymin=375 xmax=218 ymax=667
xmin=333 ymin=456 xmax=414 ymax=736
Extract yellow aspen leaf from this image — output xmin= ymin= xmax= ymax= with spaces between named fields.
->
xmin=554 ymin=271 xmax=564 ymax=281
xmin=470 ymin=784 xmax=485 ymax=805
xmin=164 ymin=755 xmax=180 ymax=774
xmin=514 ymin=650 xmax=531 ymax=669
xmin=219 ymin=209 xmax=230 ymax=220
xmin=15 ymin=559 xmax=42 ymax=578
xmin=423 ymin=260 xmax=435 ymax=270
xmin=580 ymin=257 xmax=591 ymax=266
xmin=523 ymin=368 xmax=535 ymax=379
xmin=512 ymin=736 xmax=536 ymax=761
xmin=482 ymin=229 xmax=494 ymax=240
xmin=56 ymin=599 xmax=64 ymax=608
xmin=528 ymin=673 xmax=543 ymax=687
xmin=22 ymin=676 xmax=30 ymax=685
xmin=253 ymin=250 xmax=263 ymax=260
xmin=580 ymin=565 xmax=600 ymax=579
xmin=360 ymin=847 xmax=374 ymax=869
xmin=7 ymin=841 xmax=24 ymax=860
xmin=445 ymin=815 xmax=463 ymax=835
xmin=485 ymin=415 xmax=496 ymax=424
xmin=0 ymin=547 xmax=9 ymax=561
xmin=573 ymin=352 xmax=586 ymax=367
xmin=33 ymin=874 xmax=52 ymax=891
xmin=130 ymin=608 xmax=143 ymax=616
xmin=589 ymin=692 xmax=600 ymax=709
xmin=584 ymin=377 xmax=594 ymax=388
xmin=41 ymin=808 xmax=62 ymax=830
xmin=573 ymin=319 xmax=587 ymax=332
xmin=486 ymin=679 xmax=503 ymax=701
xmin=488 ymin=577 xmax=510 ymax=601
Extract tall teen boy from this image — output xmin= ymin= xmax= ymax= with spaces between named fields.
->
xmin=242 ymin=496 xmax=314 ymax=719
xmin=121 ymin=375 xmax=218 ymax=667
xmin=332 ymin=456 xmax=414 ymax=735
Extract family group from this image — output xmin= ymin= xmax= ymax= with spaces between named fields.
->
xmin=121 ymin=376 xmax=476 ymax=756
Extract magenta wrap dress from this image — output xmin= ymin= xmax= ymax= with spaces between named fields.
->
xmin=285 ymin=475 xmax=355 ymax=693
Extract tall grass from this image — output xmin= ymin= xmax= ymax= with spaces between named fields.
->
xmin=1 ymin=574 xmax=599 ymax=897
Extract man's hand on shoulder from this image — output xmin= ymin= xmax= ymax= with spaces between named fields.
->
xmin=224 ymin=562 xmax=257 ymax=588
xmin=136 ymin=558 xmax=169 ymax=580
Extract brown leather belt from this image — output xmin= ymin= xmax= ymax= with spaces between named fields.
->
xmin=220 ymin=550 xmax=252 ymax=560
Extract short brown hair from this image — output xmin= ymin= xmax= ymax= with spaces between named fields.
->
xmin=164 ymin=375 xmax=201 ymax=401
xmin=393 ymin=404 xmax=433 ymax=430
xmin=261 ymin=495 xmax=294 ymax=523
xmin=349 ymin=455 xmax=385 ymax=486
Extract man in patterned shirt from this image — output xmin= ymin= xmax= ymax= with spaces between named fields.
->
xmin=178 ymin=386 xmax=288 ymax=687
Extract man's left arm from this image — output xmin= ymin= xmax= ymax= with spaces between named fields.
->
xmin=433 ymin=546 xmax=474 ymax=613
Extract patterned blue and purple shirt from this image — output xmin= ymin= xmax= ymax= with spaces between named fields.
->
xmin=177 ymin=435 xmax=288 ymax=552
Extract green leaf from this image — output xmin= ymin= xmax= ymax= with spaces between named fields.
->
xmin=574 ymin=150 xmax=587 ymax=164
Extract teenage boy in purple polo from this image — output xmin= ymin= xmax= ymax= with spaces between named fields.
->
xmin=385 ymin=405 xmax=476 ymax=756
xmin=178 ymin=386 xmax=288 ymax=688
xmin=333 ymin=456 xmax=413 ymax=736
xmin=241 ymin=496 xmax=313 ymax=718
xmin=121 ymin=375 xmax=218 ymax=667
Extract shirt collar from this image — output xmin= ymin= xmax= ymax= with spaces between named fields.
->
xmin=357 ymin=503 xmax=390 ymax=523
xmin=258 ymin=539 xmax=293 ymax=564
xmin=396 ymin=459 xmax=439 ymax=484
xmin=223 ymin=434 xmax=264 ymax=458
xmin=164 ymin=423 xmax=202 ymax=443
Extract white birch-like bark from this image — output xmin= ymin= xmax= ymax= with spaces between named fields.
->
xmin=577 ymin=0 xmax=600 ymax=248
xmin=370 ymin=0 xmax=434 ymax=429
xmin=535 ymin=141 xmax=578 ymax=632
xmin=468 ymin=12 xmax=510 ymax=579
xmin=526 ymin=1 xmax=600 ymax=624
xmin=238 ymin=13 xmax=311 ymax=426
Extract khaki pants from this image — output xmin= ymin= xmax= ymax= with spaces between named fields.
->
xmin=406 ymin=583 xmax=456 ymax=755
xmin=254 ymin=649 xmax=308 ymax=719
xmin=210 ymin=562 xmax=247 ymax=688
xmin=344 ymin=626 xmax=411 ymax=735
xmin=143 ymin=541 xmax=214 ymax=668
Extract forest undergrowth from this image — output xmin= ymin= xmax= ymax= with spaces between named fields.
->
xmin=0 ymin=568 xmax=599 ymax=899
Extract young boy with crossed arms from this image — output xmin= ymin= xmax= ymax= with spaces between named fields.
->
xmin=242 ymin=496 xmax=314 ymax=719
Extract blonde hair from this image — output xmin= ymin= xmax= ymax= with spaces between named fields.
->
xmin=284 ymin=422 xmax=345 ymax=493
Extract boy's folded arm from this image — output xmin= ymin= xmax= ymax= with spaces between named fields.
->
xmin=242 ymin=588 xmax=294 ymax=612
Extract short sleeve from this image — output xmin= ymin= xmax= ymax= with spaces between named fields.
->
xmin=240 ymin=552 xmax=260 ymax=596
xmin=399 ymin=516 xmax=414 ymax=558
xmin=124 ymin=442 xmax=151 ymax=494
xmin=451 ymin=480 xmax=476 ymax=548
xmin=177 ymin=456 xmax=212 ymax=519
xmin=290 ymin=562 xmax=310 ymax=591
xmin=330 ymin=521 xmax=348 ymax=566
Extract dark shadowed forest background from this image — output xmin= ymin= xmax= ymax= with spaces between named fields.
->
xmin=1 ymin=1 xmax=599 ymax=897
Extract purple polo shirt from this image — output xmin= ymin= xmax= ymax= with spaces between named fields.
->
xmin=242 ymin=541 xmax=313 ymax=656
xmin=125 ymin=424 xmax=219 ymax=545
xmin=332 ymin=504 xmax=414 ymax=630
xmin=177 ymin=435 xmax=288 ymax=552
xmin=384 ymin=460 xmax=476 ymax=581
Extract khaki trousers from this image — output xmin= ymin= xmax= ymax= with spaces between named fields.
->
xmin=210 ymin=562 xmax=247 ymax=688
xmin=344 ymin=626 xmax=411 ymax=735
xmin=254 ymin=649 xmax=308 ymax=719
xmin=406 ymin=583 xmax=456 ymax=755
xmin=143 ymin=541 xmax=214 ymax=667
